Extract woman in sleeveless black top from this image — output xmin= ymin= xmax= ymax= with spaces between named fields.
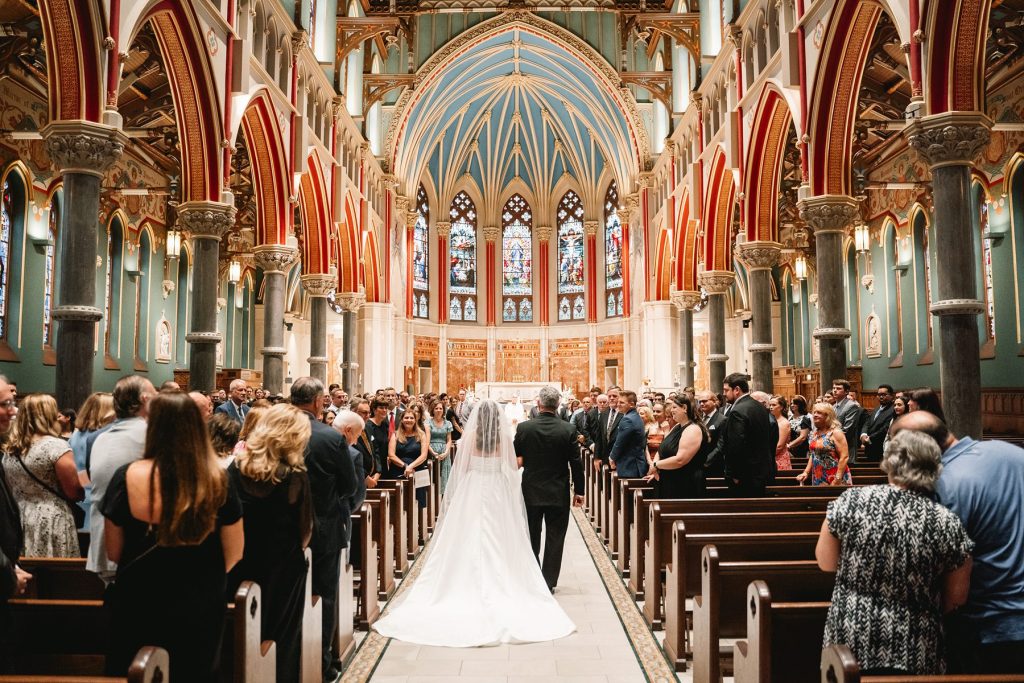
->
xmin=648 ymin=395 xmax=710 ymax=499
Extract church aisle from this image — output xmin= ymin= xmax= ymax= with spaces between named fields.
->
xmin=363 ymin=510 xmax=657 ymax=683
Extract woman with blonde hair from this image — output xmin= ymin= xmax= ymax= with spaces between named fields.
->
xmin=796 ymin=402 xmax=852 ymax=486
xmin=232 ymin=404 xmax=270 ymax=459
xmin=69 ymin=391 xmax=115 ymax=529
xmin=229 ymin=403 xmax=312 ymax=683
xmin=101 ymin=391 xmax=243 ymax=680
xmin=389 ymin=410 xmax=429 ymax=508
xmin=2 ymin=394 xmax=84 ymax=556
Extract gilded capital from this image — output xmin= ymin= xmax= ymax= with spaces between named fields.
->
xmin=435 ymin=221 xmax=451 ymax=239
xmin=405 ymin=210 xmax=419 ymax=231
xmin=177 ymin=201 xmax=236 ymax=240
xmin=43 ymin=120 xmax=126 ymax=177
xmin=584 ymin=220 xmax=599 ymax=237
xmin=336 ymin=290 xmax=366 ymax=312
xmin=906 ymin=111 xmax=993 ymax=169
xmin=623 ymin=194 xmax=641 ymax=223
xmin=797 ymin=195 xmax=858 ymax=235
xmin=253 ymin=244 xmax=299 ymax=274
xmin=736 ymin=241 xmax=782 ymax=271
xmin=535 ymin=225 xmax=554 ymax=241
xmin=394 ymin=195 xmax=410 ymax=214
xmin=482 ymin=225 xmax=501 ymax=241
xmin=301 ymin=273 xmax=336 ymax=297
xmin=670 ymin=289 xmax=702 ymax=311
xmin=698 ymin=270 xmax=735 ymax=294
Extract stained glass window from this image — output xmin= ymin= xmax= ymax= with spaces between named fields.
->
xmin=43 ymin=201 xmax=57 ymax=347
xmin=979 ymin=198 xmax=996 ymax=341
xmin=604 ymin=181 xmax=623 ymax=318
xmin=449 ymin=190 xmax=477 ymax=322
xmin=501 ymin=193 xmax=532 ymax=322
xmin=413 ymin=184 xmax=429 ymax=319
xmin=0 ymin=180 xmax=12 ymax=340
xmin=557 ymin=190 xmax=585 ymax=321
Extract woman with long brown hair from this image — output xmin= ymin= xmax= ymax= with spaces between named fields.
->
xmin=101 ymin=391 xmax=244 ymax=681
xmin=389 ymin=410 xmax=429 ymax=508
xmin=2 ymin=394 xmax=84 ymax=556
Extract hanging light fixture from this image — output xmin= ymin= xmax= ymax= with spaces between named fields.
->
xmin=165 ymin=228 xmax=182 ymax=259
xmin=854 ymin=222 xmax=870 ymax=254
xmin=794 ymin=254 xmax=808 ymax=280
xmin=228 ymin=259 xmax=241 ymax=284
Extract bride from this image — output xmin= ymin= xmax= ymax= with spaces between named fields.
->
xmin=373 ymin=399 xmax=575 ymax=647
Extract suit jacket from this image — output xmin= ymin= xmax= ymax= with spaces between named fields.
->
xmin=834 ymin=398 xmax=864 ymax=458
xmin=303 ymin=413 xmax=358 ymax=553
xmin=702 ymin=409 xmax=728 ymax=476
xmin=214 ymin=400 xmax=249 ymax=424
xmin=718 ymin=394 xmax=773 ymax=485
xmin=514 ymin=412 xmax=584 ymax=507
xmin=860 ymin=404 xmax=895 ymax=460
xmin=595 ymin=409 xmax=624 ymax=463
xmin=365 ymin=419 xmax=389 ymax=474
xmin=353 ymin=428 xmax=378 ymax=480
xmin=0 ymin=465 xmax=22 ymax=602
xmin=608 ymin=410 xmax=647 ymax=478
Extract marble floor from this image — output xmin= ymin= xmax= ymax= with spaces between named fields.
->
xmin=363 ymin=514 xmax=657 ymax=683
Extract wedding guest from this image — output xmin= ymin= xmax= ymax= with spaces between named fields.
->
xmin=102 ymin=391 xmax=243 ymax=681
xmin=706 ymin=374 xmax=773 ymax=496
xmin=158 ymin=380 xmax=180 ymax=393
xmin=639 ymin=405 xmax=665 ymax=465
xmin=189 ymin=391 xmax=214 ymax=421
xmin=350 ymin=400 xmax=380 ymax=491
xmin=69 ymin=392 xmax=114 ymax=529
xmin=883 ymin=396 xmax=909 ymax=450
xmin=366 ymin=399 xmax=390 ymax=478
xmin=214 ymin=379 xmax=250 ymax=425
xmin=787 ymin=395 xmax=811 ymax=461
xmin=797 ymin=403 xmax=852 ymax=486
xmin=817 ymin=430 xmax=973 ymax=675
xmin=608 ymin=391 xmax=646 ymax=478
xmin=646 ymin=395 xmax=709 ymax=498
xmin=389 ymin=411 xmax=429 ymax=508
xmin=445 ymin=394 xmax=464 ymax=444
xmin=908 ymin=387 xmax=946 ymax=423
xmin=2 ymin=394 xmax=84 ymax=557
xmin=831 ymin=379 xmax=863 ymax=464
xmin=0 ymin=376 xmax=29 ymax=608
xmin=859 ymin=384 xmax=896 ymax=462
xmin=208 ymin=413 xmax=240 ymax=468
xmin=769 ymin=395 xmax=792 ymax=471
xmin=427 ymin=402 xmax=453 ymax=494
xmin=320 ymin=409 xmax=337 ymax=426
xmin=229 ymin=403 xmax=312 ymax=683
xmin=58 ymin=409 xmax=76 ymax=439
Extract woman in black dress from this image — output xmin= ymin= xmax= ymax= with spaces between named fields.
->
xmin=645 ymin=395 xmax=710 ymax=498
xmin=228 ymin=403 xmax=313 ymax=683
xmin=389 ymin=411 xmax=429 ymax=508
xmin=101 ymin=392 xmax=244 ymax=681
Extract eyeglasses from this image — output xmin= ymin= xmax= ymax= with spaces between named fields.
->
xmin=0 ymin=400 xmax=16 ymax=410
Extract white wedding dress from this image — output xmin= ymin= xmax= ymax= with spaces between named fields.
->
xmin=373 ymin=400 xmax=575 ymax=647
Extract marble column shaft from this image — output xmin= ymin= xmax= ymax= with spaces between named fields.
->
xmin=179 ymin=201 xmax=236 ymax=392
xmin=698 ymin=271 xmax=734 ymax=393
xmin=671 ymin=290 xmax=701 ymax=390
xmin=737 ymin=242 xmax=782 ymax=393
xmin=798 ymin=196 xmax=856 ymax=389
xmin=254 ymin=245 xmax=298 ymax=395
xmin=907 ymin=112 xmax=992 ymax=439
xmin=43 ymin=122 xmax=125 ymax=411
xmin=302 ymin=274 xmax=335 ymax=385
xmin=336 ymin=291 xmax=365 ymax=393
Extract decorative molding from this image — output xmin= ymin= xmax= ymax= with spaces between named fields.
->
xmin=707 ymin=353 xmax=729 ymax=362
xmin=336 ymin=291 xmax=366 ymax=312
xmin=698 ymin=270 xmax=735 ymax=294
xmin=301 ymin=274 xmax=336 ymax=297
xmin=736 ymin=241 xmax=782 ymax=271
xmin=161 ymin=279 xmax=175 ymax=299
xmin=670 ymin=289 xmax=702 ymax=311
xmin=584 ymin=220 xmax=599 ymax=237
xmin=363 ymin=74 xmax=416 ymax=114
xmin=253 ymin=244 xmax=299 ymax=274
xmin=622 ymin=194 xmax=641 ymax=224
xmin=52 ymin=305 xmax=103 ymax=322
xmin=42 ymin=120 xmax=126 ymax=177
xmin=797 ymin=195 xmax=858 ymax=235
xmin=177 ymin=201 xmax=236 ymax=240
xmin=813 ymin=327 xmax=852 ymax=340
xmin=749 ymin=343 xmax=776 ymax=353
xmin=535 ymin=225 xmax=554 ymax=241
xmin=619 ymin=71 xmax=672 ymax=111
xmin=930 ymin=298 xmax=986 ymax=316
xmin=186 ymin=331 xmax=223 ymax=344
xmin=405 ymin=210 xmax=419 ymax=231
xmin=482 ymin=225 xmax=501 ymax=241
xmin=435 ymin=221 xmax=452 ymax=238
xmin=906 ymin=112 xmax=993 ymax=169
xmin=260 ymin=346 xmax=287 ymax=357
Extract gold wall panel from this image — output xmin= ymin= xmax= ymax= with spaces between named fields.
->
xmin=446 ymin=339 xmax=487 ymax=395
xmin=497 ymin=340 xmax=541 ymax=383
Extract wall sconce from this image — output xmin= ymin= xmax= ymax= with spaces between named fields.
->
xmin=228 ymin=259 xmax=241 ymax=284
xmin=165 ymin=229 xmax=182 ymax=259
xmin=854 ymin=222 xmax=870 ymax=254
xmin=794 ymin=254 xmax=808 ymax=280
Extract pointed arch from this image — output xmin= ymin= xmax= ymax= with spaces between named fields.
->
xmin=362 ymin=225 xmax=381 ymax=303
xmin=299 ymin=151 xmax=332 ymax=274
xmin=338 ymin=192 xmax=361 ymax=293
xmin=743 ymin=87 xmax=793 ymax=242
xmin=702 ymin=148 xmax=736 ymax=271
xmin=38 ymin=0 xmax=105 ymax=122
xmin=674 ymin=189 xmax=701 ymax=292
xmin=923 ymin=0 xmax=991 ymax=115
xmin=240 ymin=90 xmax=290 ymax=246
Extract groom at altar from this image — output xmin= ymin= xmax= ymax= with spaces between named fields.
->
xmin=514 ymin=387 xmax=585 ymax=592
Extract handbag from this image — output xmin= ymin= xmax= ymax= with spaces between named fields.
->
xmin=413 ymin=468 xmax=431 ymax=489
xmin=14 ymin=452 xmax=86 ymax=528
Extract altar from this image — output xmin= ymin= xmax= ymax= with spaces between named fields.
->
xmin=473 ymin=381 xmax=563 ymax=403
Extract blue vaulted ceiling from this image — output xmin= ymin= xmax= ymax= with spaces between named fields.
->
xmin=392 ymin=15 xmax=644 ymax=212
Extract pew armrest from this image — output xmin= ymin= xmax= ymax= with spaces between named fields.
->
xmin=127 ymin=646 xmax=170 ymax=683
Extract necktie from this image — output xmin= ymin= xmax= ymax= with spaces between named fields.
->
xmin=389 ymin=412 xmax=396 ymax=438
xmin=607 ymin=410 xmax=616 ymax=437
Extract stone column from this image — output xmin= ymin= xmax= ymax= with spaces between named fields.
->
xmin=535 ymin=226 xmax=553 ymax=325
xmin=253 ymin=245 xmax=298 ymax=395
xmin=584 ymin=221 xmax=599 ymax=322
xmin=907 ymin=112 xmax=992 ymax=439
xmin=671 ymin=290 xmax=702 ymax=389
xmin=42 ymin=121 xmax=125 ymax=411
xmin=337 ymin=291 xmax=365 ymax=392
xmin=178 ymin=201 xmax=236 ymax=392
xmin=737 ymin=241 xmax=782 ymax=393
xmin=302 ymin=273 xmax=335 ymax=384
xmin=482 ymin=225 xmax=500 ymax=325
xmin=798 ymin=195 xmax=857 ymax=388
xmin=698 ymin=270 xmax=735 ymax=392
xmin=436 ymin=221 xmax=451 ymax=324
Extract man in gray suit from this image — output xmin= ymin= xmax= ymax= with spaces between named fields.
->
xmin=831 ymin=379 xmax=863 ymax=464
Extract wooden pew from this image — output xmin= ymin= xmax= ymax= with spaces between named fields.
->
xmin=362 ymin=492 xmax=396 ymax=599
xmin=692 ymin=546 xmax=834 ymax=683
xmin=5 ymin=597 xmax=107 ymax=675
xmin=352 ymin=503 xmax=380 ymax=629
xmin=820 ymin=645 xmax=1024 ymax=683
xmin=0 ymin=646 xmax=169 ymax=683
xmin=615 ymin=479 xmax=653 ymax=577
xmin=608 ymin=474 xmax=647 ymax=562
xmin=231 ymin=581 xmax=277 ymax=682
xmin=662 ymin=525 xmax=820 ymax=671
xmin=18 ymin=557 xmax=104 ymax=600
xmin=731 ymin=580 xmax=829 ymax=683
xmin=371 ymin=483 xmax=408 ymax=576
xmin=334 ymin=548 xmax=356 ymax=673
xmin=300 ymin=548 xmax=323 ymax=683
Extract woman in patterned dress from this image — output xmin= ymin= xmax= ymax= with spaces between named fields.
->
xmin=769 ymin=395 xmax=792 ymax=471
xmin=816 ymin=430 xmax=974 ymax=674
xmin=796 ymin=402 xmax=852 ymax=486
xmin=428 ymin=401 xmax=454 ymax=494
xmin=2 ymin=394 xmax=84 ymax=557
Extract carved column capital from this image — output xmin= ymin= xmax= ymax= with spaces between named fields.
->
xmin=906 ymin=111 xmax=993 ymax=169
xmin=482 ymin=225 xmax=500 ymax=242
xmin=698 ymin=269 xmax=736 ymax=294
xmin=583 ymin=220 xmax=600 ymax=237
xmin=736 ymin=241 xmax=782 ymax=271
xmin=670 ymin=289 xmax=702 ymax=311
xmin=380 ymin=173 xmax=398 ymax=190
xmin=253 ymin=244 xmax=298 ymax=274
xmin=435 ymin=221 xmax=451 ymax=238
xmin=405 ymin=210 xmax=419 ymax=231
xmin=336 ymin=290 xmax=366 ymax=312
xmin=394 ymin=195 xmax=410 ymax=214
xmin=177 ymin=201 xmax=236 ymax=240
xmin=535 ymin=225 xmax=554 ymax=241
xmin=622 ymin=194 xmax=641 ymax=223
xmin=797 ymin=195 xmax=858 ymax=236
xmin=43 ymin=120 xmax=126 ymax=177
xmin=301 ymin=273 xmax=336 ymax=297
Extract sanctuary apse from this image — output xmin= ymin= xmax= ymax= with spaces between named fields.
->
xmin=0 ymin=0 xmax=1022 ymax=439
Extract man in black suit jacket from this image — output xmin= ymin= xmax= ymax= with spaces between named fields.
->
xmin=291 ymin=377 xmax=358 ymax=682
xmin=712 ymin=373 xmax=773 ymax=497
xmin=514 ymin=386 xmax=585 ymax=591
xmin=697 ymin=391 xmax=727 ymax=476
xmin=859 ymin=384 xmax=896 ymax=461
xmin=595 ymin=387 xmax=624 ymax=467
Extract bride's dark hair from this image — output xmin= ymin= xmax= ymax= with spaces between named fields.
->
xmin=473 ymin=400 xmax=503 ymax=453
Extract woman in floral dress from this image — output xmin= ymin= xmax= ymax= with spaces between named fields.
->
xmin=797 ymin=402 xmax=852 ymax=486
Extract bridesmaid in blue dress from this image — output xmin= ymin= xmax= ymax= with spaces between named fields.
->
xmin=427 ymin=402 xmax=453 ymax=494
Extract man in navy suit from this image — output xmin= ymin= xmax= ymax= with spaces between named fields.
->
xmin=608 ymin=391 xmax=647 ymax=478
xmin=214 ymin=378 xmax=250 ymax=424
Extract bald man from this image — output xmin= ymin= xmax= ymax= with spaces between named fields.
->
xmin=189 ymin=391 xmax=213 ymax=421
xmin=214 ymin=379 xmax=249 ymax=424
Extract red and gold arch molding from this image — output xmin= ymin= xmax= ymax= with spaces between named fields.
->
xmin=240 ymin=91 xmax=290 ymax=246
xmin=673 ymin=190 xmax=700 ymax=292
xmin=337 ymin=193 xmax=362 ymax=295
xmin=38 ymin=0 xmax=104 ymax=122
xmin=701 ymin=149 xmax=736 ymax=272
xmin=744 ymin=88 xmax=792 ymax=242
xmin=807 ymin=0 xmax=884 ymax=197
xmin=299 ymin=152 xmax=332 ymax=275
xmin=924 ymin=0 xmax=991 ymax=115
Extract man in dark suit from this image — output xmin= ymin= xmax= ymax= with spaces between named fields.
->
xmin=831 ymin=379 xmax=864 ymax=464
xmin=291 ymin=377 xmax=358 ymax=682
xmin=751 ymin=391 xmax=781 ymax=484
xmin=514 ymin=386 xmax=585 ymax=591
xmin=711 ymin=373 xmax=773 ymax=497
xmin=214 ymin=379 xmax=250 ymax=424
xmin=608 ymin=391 xmax=647 ymax=478
xmin=595 ymin=387 xmax=623 ymax=467
xmin=697 ymin=391 xmax=727 ymax=476
xmin=859 ymin=383 xmax=896 ymax=461
xmin=383 ymin=387 xmax=404 ymax=438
